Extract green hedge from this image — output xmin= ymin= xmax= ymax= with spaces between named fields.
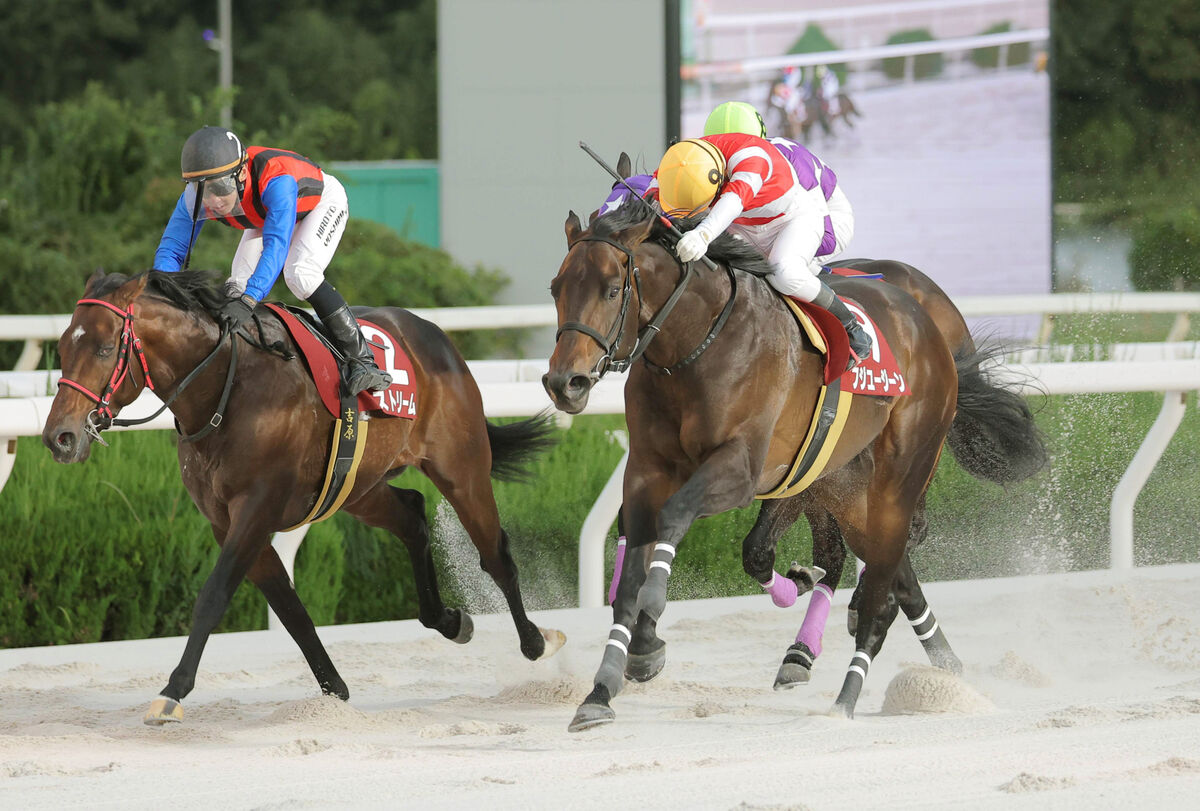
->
xmin=4 ymin=380 xmax=1198 ymax=647
xmin=882 ymin=29 xmax=944 ymax=80
xmin=787 ymin=24 xmax=846 ymax=81
xmin=970 ymin=22 xmax=1032 ymax=69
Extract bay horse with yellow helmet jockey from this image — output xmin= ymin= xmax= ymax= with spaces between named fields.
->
xmin=545 ymin=144 xmax=1045 ymax=729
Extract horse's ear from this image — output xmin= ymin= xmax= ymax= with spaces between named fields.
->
xmin=565 ymin=211 xmax=584 ymax=245
xmin=617 ymin=152 xmax=632 ymax=178
xmin=113 ymin=274 xmax=150 ymax=307
xmin=84 ymin=269 xmax=105 ymax=295
xmin=614 ymin=213 xmax=656 ymax=248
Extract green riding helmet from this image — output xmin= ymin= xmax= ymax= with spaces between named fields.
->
xmin=703 ymin=101 xmax=767 ymax=139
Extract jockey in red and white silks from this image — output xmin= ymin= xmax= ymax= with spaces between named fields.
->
xmin=651 ymin=133 xmax=831 ymax=303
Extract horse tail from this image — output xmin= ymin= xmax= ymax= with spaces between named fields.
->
xmin=947 ymin=344 xmax=1047 ymax=484
xmin=486 ymin=411 xmax=559 ymax=482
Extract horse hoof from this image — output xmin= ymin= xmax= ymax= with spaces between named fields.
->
xmin=774 ymin=662 xmax=813 ymax=690
xmin=828 ymin=700 xmax=855 ymax=720
xmin=931 ymin=651 xmax=963 ymax=675
xmin=538 ymin=628 xmax=567 ymax=660
xmin=785 ymin=563 xmax=826 ymax=594
xmin=453 ymin=610 xmax=474 ymax=644
xmin=568 ymin=702 xmax=615 ymax=733
xmin=144 ymin=696 xmax=183 ymax=726
xmin=321 ymin=681 xmax=350 ymax=702
xmin=773 ymin=642 xmax=815 ymax=690
xmin=624 ymin=642 xmax=667 ymax=683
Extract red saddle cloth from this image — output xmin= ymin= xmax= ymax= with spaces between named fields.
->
xmin=263 ymin=303 xmax=419 ymax=419
xmin=793 ymin=271 xmax=910 ymax=396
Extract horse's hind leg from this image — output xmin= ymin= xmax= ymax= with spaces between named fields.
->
xmin=775 ymin=508 xmax=849 ymax=689
xmin=346 ymin=483 xmax=473 ymax=644
xmin=246 ymin=545 xmax=348 ymax=700
xmin=422 ymin=461 xmax=563 ymax=662
xmin=893 ymin=552 xmax=961 ymax=673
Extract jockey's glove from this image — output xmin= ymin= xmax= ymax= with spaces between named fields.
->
xmin=217 ymin=293 xmax=257 ymax=332
xmin=676 ymin=225 xmax=715 ymax=263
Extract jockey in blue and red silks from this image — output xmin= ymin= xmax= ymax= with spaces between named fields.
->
xmin=154 ymin=125 xmax=390 ymax=396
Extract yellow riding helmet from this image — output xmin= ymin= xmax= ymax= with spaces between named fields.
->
xmin=656 ymin=139 xmax=727 ymax=217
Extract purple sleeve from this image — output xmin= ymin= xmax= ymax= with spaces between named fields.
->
xmin=598 ymin=173 xmax=653 ymax=216
xmin=770 ymin=137 xmax=838 ymax=200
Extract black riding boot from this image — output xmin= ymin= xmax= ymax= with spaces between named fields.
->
xmin=306 ymin=282 xmax=392 ymax=395
xmin=812 ymin=281 xmax=872 ymax=370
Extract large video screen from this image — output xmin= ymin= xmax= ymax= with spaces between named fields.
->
xmin=678 ymin=0 xmax=1051 ymax=333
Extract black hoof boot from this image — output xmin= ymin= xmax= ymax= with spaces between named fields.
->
xmin=569 ymin=685 xmax=615 ymax=732
xmin=624 ymin=640 xmax=667 ymax=683
xmin=774 ymin=642 xmax=816 ymax=690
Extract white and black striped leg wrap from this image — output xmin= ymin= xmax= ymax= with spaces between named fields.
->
xmin=847 ymin=650 xmax=871 ymax=683
xmin=596 ymin=623 xmax=632 ymax=695
xmin=908 ymin=603 xmax=940 ymax=644
xmin=648 ymin=543 xmax=676 ymax=577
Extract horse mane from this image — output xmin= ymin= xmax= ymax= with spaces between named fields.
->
xmin=89 ymin=269 xmax=225 ymax=316
xmin=146 ymin=270 xmax=226 ymax=315
xmin=591 ymin=202 xmax=776 ymax=279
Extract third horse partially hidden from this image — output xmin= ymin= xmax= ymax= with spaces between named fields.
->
xmin=544 ymin=203 xmax=1044 ymax=731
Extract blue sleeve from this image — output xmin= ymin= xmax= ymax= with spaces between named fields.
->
xmin=243 ymin=175 xmax=299 ymax=302
xmin=153 ymin=191 xmax=205 ymax=272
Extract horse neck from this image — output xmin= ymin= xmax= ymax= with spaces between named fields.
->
xmin=135 ymin=297 xmax=237 ymax=427
xmin=633 ymin=246 xmax=741 ymax=367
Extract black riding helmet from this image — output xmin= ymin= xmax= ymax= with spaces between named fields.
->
xmin=181 ymin=126 xmax=246 ymax=197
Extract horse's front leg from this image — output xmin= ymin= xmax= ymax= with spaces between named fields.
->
xmin=635 ymin=441 xmax=757 ymax=623
xmin=144 ymin=498 xmax=275 ymax=726
xmin=246 ymin=544 xmax=348 ymax=700
xmin=570 ymin=442 xmax=756 ymax=733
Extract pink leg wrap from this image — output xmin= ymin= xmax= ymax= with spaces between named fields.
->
xmin=796 ymin=584 xmax=834 ymax=656
xmin=607 ymin=537 xmax=627 ymax=605
xmin=761 ymin=571 xmax=799 ymax=608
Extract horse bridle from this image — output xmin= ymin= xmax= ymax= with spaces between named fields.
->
xmin=555 ymin=234 xmax=737 ymax=379
xmin=57 ymin=297 xmax=238 ymax=445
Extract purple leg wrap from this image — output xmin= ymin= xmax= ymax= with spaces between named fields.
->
xmin=796 ymin=584 xmax=834 ymax=656
xmin=607 ymin=537 xmax=627 ymax=605
xmin=761 ymin=571 xmax=798 ymax=608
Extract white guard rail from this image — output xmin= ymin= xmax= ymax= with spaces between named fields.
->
xmin=3 ymin=292 xmax=1200 ymax=612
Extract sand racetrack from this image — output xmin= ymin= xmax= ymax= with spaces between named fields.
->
xmin=1 ymin=564 xmax=1198 ymax=809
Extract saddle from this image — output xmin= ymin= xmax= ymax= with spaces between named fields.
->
xmin=758 ymin=274 xmax=909 ymax=500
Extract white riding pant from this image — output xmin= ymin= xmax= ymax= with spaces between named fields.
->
xmin=816 ymin=184 xmax=855 ymax=264
xmin=229 ymin=174 xmax=349 ymax=301
xmin=728 ymin=186 xmax=827 ymax=302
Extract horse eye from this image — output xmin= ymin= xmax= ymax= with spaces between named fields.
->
xmin=607 ymin=285 xmax=621 ymax=300
xmin=96 ymin=345 xmax=115 ymax=358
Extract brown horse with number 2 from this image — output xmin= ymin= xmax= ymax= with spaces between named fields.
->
xmin=43 ymin=269 xmax=565 ymax=725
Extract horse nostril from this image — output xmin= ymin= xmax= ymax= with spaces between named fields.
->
xmin=566 ymin=375 xmax=591 ymax=394
xmin=56 ymin=431 xmax=75 ymax=452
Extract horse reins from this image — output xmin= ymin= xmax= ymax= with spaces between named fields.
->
xmin=57 ymin=297 xmax=238 ymax=445
xmin=557 ymin=235 xmax=737 ymax=378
